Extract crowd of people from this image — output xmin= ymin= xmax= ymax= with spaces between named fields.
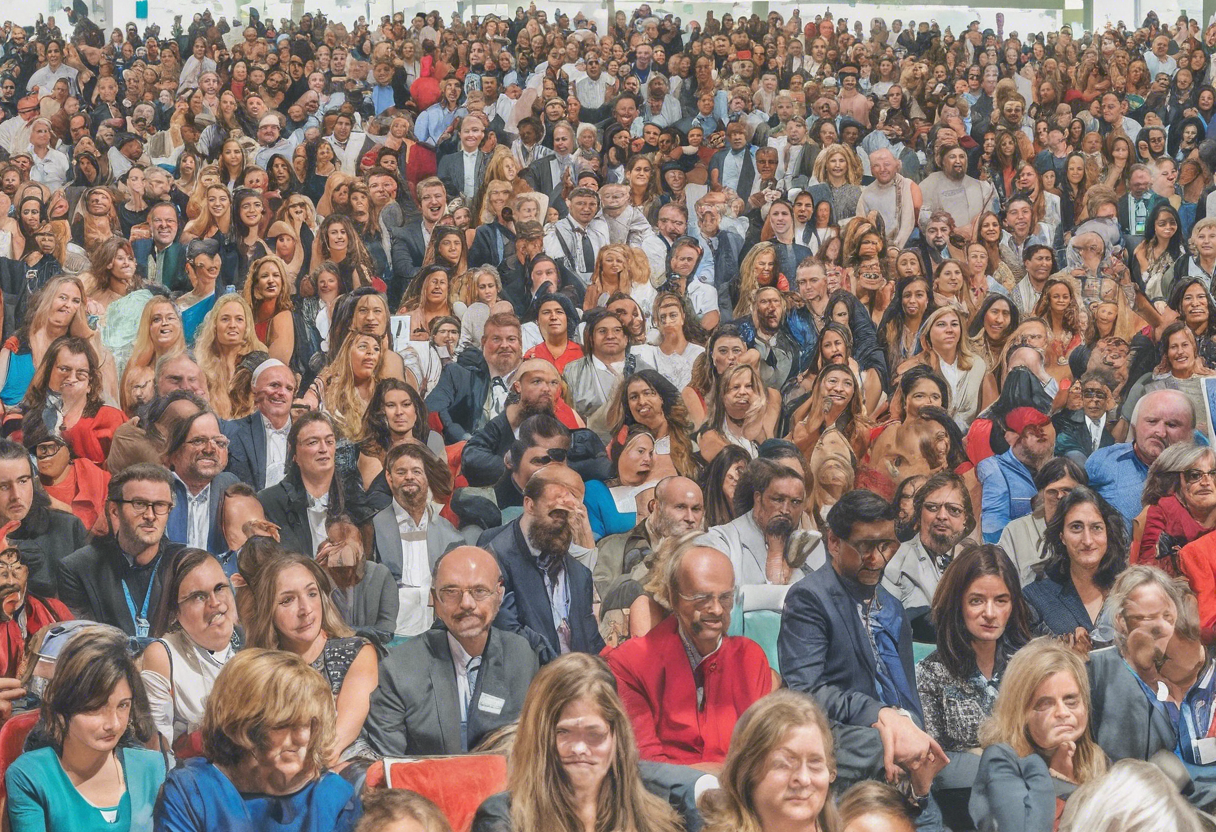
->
xmin=1 ymin=2 xmax=1216 ymax=831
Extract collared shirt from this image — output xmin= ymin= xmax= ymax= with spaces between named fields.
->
xmin=28 ymin=146 xmax=69 ymax=192
xmin=261 ymin=414 xmax=290 ymax=488
xmin=448 ymin=631 xmax=482 ymax=725
xmin=392 ymin=499 xmax=432 ymax=636
xmin=175 ymin=477 xmax=211 ymax=551
xmin=305 ymin=491 xmax=329 ymax=558
xmin=1087 ymin=442 xmax=1152 ymax=522
xmin=722 ymin=148 xmax=746 ymax=192
xmin=479 ymin=368 xmax=515 ymax=430
xmin=462 ymin=150 xmax=479 ymax=199
xmin=1086 ymin=413 xmax=1107 ymax=453
xmin=676 ymin=623 xmax=723 ymax=709
xmin=524 ymin=534 xmax=572 ymax=655
xmin=1129 ymin=658 xmax=1216 ymax=765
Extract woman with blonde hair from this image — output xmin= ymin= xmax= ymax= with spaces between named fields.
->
xmin=585 ymin=244 xmax=649 ymax=312
xmin=121 ymin=297 xmax=184 ymax=398
xmin=483 ymin=145 xmax=530 ymax=197
xmin=275 ymin=193 xmax=318 ymax=277
xmin=182 ymin=165 xmax=221 ymax=222
xmin=242 ymin=254 xmax=296 ymax=367
xmin=266 ymin=219 xmax=305 ymax=285
xmin=180 ymin=184 xmax=232 ymax=244
xmin=732 ymin=242 xmax=785 ymax=318
xmin=153 ymin=648 xmax=361 ymax=830
xmin=195 ymin=294 xmax=267 ymax=420
xmin=811 ymin=143 xmax=863 ymax=220
xmin=972 ymin=638 xmax=1108 ymax=830
xmin=700 ymin=690 xmax=843 ymax=832
xmin=474 ymin=652 xmax=683 ymax=832
xmin=469 ymin=179 xmax=517 ymax=264
xmin=70 ymin=185 xmax=121 ymax=250
xmin=304 ymin=331 xmax=386 ymax=438
xmin=1058 ymin=759 xmax=1206 ymax=832
xmin=897 ymin=306 xmax=996 ymax=429
xmin=315 ymin=172 xmax=354 ymax=219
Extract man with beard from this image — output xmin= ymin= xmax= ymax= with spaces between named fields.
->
xmin=700 ymin=459 xmax=816 ymax=585
xmin=882 ymin=472 xmax=975 ymax=640
xmin=371 ymin=442 xmax=465 ymax=638
xmin=426 ymin=313 xmax=524 ymax=443
xmin=461 ymin=361 xmax=609 ymax=490
xmin=978 ymin=406 xmax=1058 ymax=542
xmin=482 ymin=467 xmax=604 ymax=662
xmin=606 ymin=294 xmax=654 ymax=347
xmin=918 ymin=144 xmax=997 ymax=237
xmin=779 ymin=490 xmax=946 ymax=793
xmin=58 ymin=464 xmax=185 ymax=637
xmin=0 ymin=544 xmax=70 ymax=678
xmin=365 ymin=546 xmax=539 ymax=756
xmin=855 ymin=148 xmax=917 ymax=249
xmin=222 ymin=360 xmax=295 ymax=491
xmin=596 ymin=477 xmax=706 ymax=637
xmin=606 ymin=541 xmax=771 ymax=768
xmin=163 ymin=410 xmax=238 ymax=556
xmin=738 ymin=286 xmax=799 ymax=390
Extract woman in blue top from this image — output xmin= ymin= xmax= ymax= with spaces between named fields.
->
xmin=0 ymin=274 xmax=96 ymax=407
xmin=584 ymin=424 xmax=656 ymax=540
xmin=6 ymin=625 xmax=166 ymax=832
xmin=153 ymin=648 xmax=361 ymax=832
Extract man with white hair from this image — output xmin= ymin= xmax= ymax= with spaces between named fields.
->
xmin=855 ymin=148 xmax=916 ymax=248
xmin=1087 ymin=389 xmax=1197 ymax=522
xmin=221 ymin=360 xmax=297 ymax=491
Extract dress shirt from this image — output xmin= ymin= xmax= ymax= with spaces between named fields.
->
xmin=28 ymin=146 xmax=70 ymax=192
xmin=524 ymin=535 xmax=572 ymax=654
xmin=462 ymin=150 xmax=479 ymax=199
xmin=175 ymin=476 xmax=211 ymax=551
xmin=262 ymin=414 xmax=290 ymax=488
xmin=449 ymin=632 xmax=485 ymax=750
xmin=722 ymin=149 xmax=745 ymax=192
xmin=416 ymin=102 xmax=461 ymax=145
xmin=1086 ymin=413 xmax=1107 ymax=453
xmin=392 ymin=499 xmax=432 ymax=636
xmin=306 ymin=491 xmax=329 ymax=558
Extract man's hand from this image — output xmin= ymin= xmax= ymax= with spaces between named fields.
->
xmin=873 ymin=708 xmax=949 ymax=785
xmin=0 ymin=677 xmax=25 ymax=722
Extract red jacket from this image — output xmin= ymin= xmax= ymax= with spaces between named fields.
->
xmin=0 ymin=595 xmax=71 ymax=678
xmin=604 ymin=614 xmax=772 ymax=765
xmin=1137 ymin=495 xmax=1212 ymax=578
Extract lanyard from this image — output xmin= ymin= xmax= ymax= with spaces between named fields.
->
xmin=122 ymin=556 xmax=160 ymax=639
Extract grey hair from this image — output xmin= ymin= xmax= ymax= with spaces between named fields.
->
xmin=653 ymin=532 xmax=726 ymax=611
xmin=1129 ymin=389 xmax=1196 ymax=444
xmin=1141 ymin=442 xmax=1214 ymax=507
xmin=1058 ymin=759 xmax=1205 ymax=832
xmin=1108 ymin=565 xmax=1200 ymax=654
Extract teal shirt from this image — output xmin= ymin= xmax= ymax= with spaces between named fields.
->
xmin=6 ymin=746 xmax=166 ymax=832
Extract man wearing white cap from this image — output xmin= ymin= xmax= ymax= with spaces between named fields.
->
xmin=222 ymin=359 xmax=297 ymax=491
xmin=252 ymin=112 xmax=297 ymax=170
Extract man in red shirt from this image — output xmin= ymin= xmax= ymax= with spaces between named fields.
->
xmin=605 ymin=541 xmax=772 ymax=771
xmin=0 ymin=543 xmax=70 ymax=679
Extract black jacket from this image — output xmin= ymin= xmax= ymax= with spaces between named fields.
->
xmin=258 ymin=474 xmax=319 ymax=558
xmin=57 ymin=536 xmax=186 ymax=636
xmin=461 ymin=410 xmax=612 ymax=488
xmin=11 ymin=505 xmax=88 ymax=599
xmin=425 ymin=347 xmax=492 ymax=444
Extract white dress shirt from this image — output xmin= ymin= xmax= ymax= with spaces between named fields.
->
xmin=306 ymin=491 xmax=329 ymax=558
xmin=175 ymin=475 xmax=211 ymax=551
xmin=392 ymin=500 xmax=433 ymax=636
xmin=462 ymin=150 xmax=479 ymax=199
xmin=1086 ymin=413 xmax=1107 ymax=452
xmin=262 ymin=415 xmax=290 ymax=488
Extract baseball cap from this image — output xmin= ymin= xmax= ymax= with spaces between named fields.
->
xmin=1005 ymin=407 xmax=1052 ymax=433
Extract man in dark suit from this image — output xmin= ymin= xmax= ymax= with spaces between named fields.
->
xmin=164 ymin=410 xmax=238 ymax=556
xmin=778 ymin=489 xmax=946 ymax=790
xmin=479 ymin=469 xmax=605 ymax=663
xmin=708 ymin=122 xmax=759 ymax=199
xmin=259 ymin=411 xmax=343 ymax=559
xmin=1116 ymin=164 xmax=1165 ymax=251
xmin=388 ymin=176 xmax=448 ymax=308
xmin=425 ymin=312 xmax=523 ymax=443
xmin=364 ymin=545 xmax=539 ymax=756
xmin=523 ymin=121 xmax=574 ymax=214
xmin=437 ymin=114 xmax=490 ymax=205
xmin=132 ymin=201 xmax=187 ymax=291
xmin=370 ymin=442 xmax=465 ymax=638
xmin=695 ymin=197 xmax=744 ymax=320
xmin=222 ymin=359 xmax=295 ymax=492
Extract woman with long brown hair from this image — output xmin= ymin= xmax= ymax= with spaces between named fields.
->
xmin=195 ymin=294 xmax=267 ymax=420
xmin=608 ymin=369 xmax=699 ymax=480
xmin=1032 ymin=276 xmax=1085 ymax=385
xmin=241 ymin=255 xmax=296 ymax=367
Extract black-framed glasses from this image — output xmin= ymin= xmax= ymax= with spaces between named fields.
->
xmin=1183 ymin=468 xmax=1216 ymax=484
xmin=1080 ymin=388 xmax=1109 ymax=400
xmin=33 ymin=441 xmax=65 ymax=459
xmin=842 ymin=536 xmax=900 ymax=559
xmin=922 ymin=501 xmax=966 ymax=518
xmin=537 ymin=447 xmax=568 ymax=464
xmin=112 ymin=498 xmax=174 ymax=516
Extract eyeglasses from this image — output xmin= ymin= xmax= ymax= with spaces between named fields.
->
xmin=536 ymin=447 xmax=568 ymax=464
xmin=843 ymin=537 xmax=900 ymax=559
xmin=178 ymin=584 xmax=233 ymax=607
xmin=33 ymin=441 xmax=65 ymax=459
xmin=185 ymin=436 xmax=230 ymax=451
xmin=435 ymin=585 xmax=498 ymax=603
xmin=922 ymin=501 xmax=966 ymax=518
xmin=1183 ymin=468 xmax=1216 ymax=484
xmin=1081 ymin=388 xmax=1109 ymax=400
xmin=0 ymin=559 xmax=26 ymax=580
xmin=114 ymin=498 xmax=174 ymax=516
xmin=677 ymin=589 xmax=737 ymax=610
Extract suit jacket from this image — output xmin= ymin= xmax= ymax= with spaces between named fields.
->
xmin=58 ymin=536 xmax=186 ymax=636
xmin=461 ymin=410 xmax=611 ymax=489
xmin=468 ymin=221 xmax=516 ymax=269
xmin=778 ymin=562 xmax=920 ymax=727
xmin=481 ymin=519 xmax=605 ymax=662
xmin=1053 ymin=408 xmax=1117 ymax=460
xmin=364 ymin=625 xmax=539 ymax=757
xmin=388 ymin=220 xmax=430 ymax=309
xmin=370 ymin=501 xmax=464 ymax=583
xmin=166 ymin=473 xmax=239 ymax=555
xmin=1087 ymin=646 xmax=1176 ymax=762
xmin=131 ymin=238 xmax=187 ymax=292
xmin=701 ymin=230 xmax=744 ymax=318
xmin=424 ymin=347 xmax=492 ymax=444
xmin=708 ymin=147 xmax=758 ymax=198
xmin=969 ymin=743 xmax=1075 ymax=832
xmin=221 ymin=412 xmax=286 ymax=492
xmin=1116 ymin=191 xmax=1166 ymax=241
xmin=258 ymin=475 xmax=317 ymax=558
xmin=522 ymin=154 xmax=565 ymax=213
xmin=437 ymin=149 xmax=490 ymax=204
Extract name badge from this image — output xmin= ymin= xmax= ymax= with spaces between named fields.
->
xmin=1196 ymin=737 xmax=1216 ymax=765
xmin=478 ymin=693 xmax=506 ymax=716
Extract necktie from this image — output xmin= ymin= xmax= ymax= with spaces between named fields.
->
xmin=466 ymin=656 xmax=481 ymax=710
xmin=578 ymin=228 xmax=595 ymax=273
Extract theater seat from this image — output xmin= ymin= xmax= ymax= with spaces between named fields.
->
xmin=0 ymin=711 xmax=40 ymax=806
xmin=734 ymin=584 xmax=793 ymax=674
xmin=364 ymin=754 xmax=508 ymax=832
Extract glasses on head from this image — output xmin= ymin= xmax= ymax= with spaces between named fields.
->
xmin=114 ymin=498 xmax=173 ymax=516
xmin=435 ymin=585 xmax=498 ymax=604
xmin=185 ymin=436 xmax=230 ymax=451
xmin=677 ymin=588 xmax=737 ymax=610
xmin=1183 ymin=468 xmax=1216 ymax=484
xmin=922 ymin=501 xmax=965 ymax=518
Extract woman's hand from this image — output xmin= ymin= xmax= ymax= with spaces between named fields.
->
xmin=1048 ymin=740 xmax=1078 ymax=783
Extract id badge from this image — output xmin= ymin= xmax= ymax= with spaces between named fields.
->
xmin=135 ymin=618 xmax=150 ymax=639
xmin=1196 ymin=736 xmax=1216 ymax=765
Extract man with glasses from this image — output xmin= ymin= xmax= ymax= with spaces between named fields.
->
xmin=779 ymin=489 xmax=946 ymax=794
xmin=163 ymin=410 xmax=237 ymax=555
xmin=978 ymin=405 xmax=1057 ymax=542
xmin=606 ymin=540 xmax=771 ymax=767
xmin=882 ymin=472 xmax=975 ymax=640
xmin=365 ymin=545 xmax=537 ymax=755
xmin=1054 ymin=370 xmax=1119 ymax=464
xmin=371 ymin=442 xmax=464 ymax=638
xmin=0 ymin=94 xmax=39 ymax=156
xmin=701 ymin=458 xmax=817 ymax=585
xmin=59 ymin=463 xmax=184 ymax=637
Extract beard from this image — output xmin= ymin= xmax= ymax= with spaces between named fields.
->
xmin=764 ymin=514 xmax=796 ymax=538
xmin=519 ymin=398 xmax=554 ymax=420
xmin=925 ymin=526 xmax=963 ymax=553
xmin=528 ymin=519 xmax=573 ymax=560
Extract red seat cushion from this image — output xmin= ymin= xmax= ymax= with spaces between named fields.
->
xmin=0 ymin=711 xmax=40 ymax=806
xmin=364 ymin=755 xmax=507 ymax=832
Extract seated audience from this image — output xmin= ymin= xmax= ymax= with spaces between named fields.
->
xmin=163 ymin=409 xmax=239 ymax=555
xmin=0 ymin=543 xmax=70 ymax=678
xmin=998 ymin=457 xmax=1087 ymax=585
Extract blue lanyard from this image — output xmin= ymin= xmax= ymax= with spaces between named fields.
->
xmin=122 ymin=557 xmax=160 ymax=639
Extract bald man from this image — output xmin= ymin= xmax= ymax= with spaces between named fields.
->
xmin=605 ymin=541 xmax=772 ymax=771
xmin=365 ymin=546 xmax=540 ymax=756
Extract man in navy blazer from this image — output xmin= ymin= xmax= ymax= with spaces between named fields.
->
xmin=479 ymin=469 xmax=604 ymax=663
xmin=164 ymin=410 xmax=239 ymax=556
xmin=694 ymin=199 xmax=744 ymax=320
xmin=131 ymin=201 xmax=187 ymax=291
xmin=778 ymin=489 xmax=946 ymax=789
xmin=388 ymin=176 xmax=448 ymax=308
xmin=708 ymin=122 xmax=759 ymax=200
xmin=222 ymin=359 xmax=295 ymax=492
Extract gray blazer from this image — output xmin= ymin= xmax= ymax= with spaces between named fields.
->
xmin=370 ymin=502 xmax=465 ymax=583
xmin=1087 ymin=646 xmax=1175 ymax=764
xmin=333 ymin=560 xmax=400 ymax=642
xmin=699 ymin=511 xmax=819 ymax=585
xmin=364 ymin=626 xmax=539 ymax=756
